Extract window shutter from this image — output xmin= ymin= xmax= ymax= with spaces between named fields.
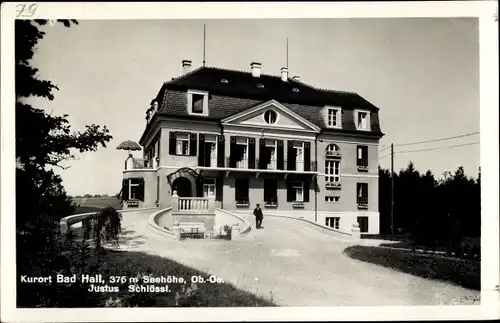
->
xmin=234 ymin=179 xmax=238 ymax=201
xmin=304 ymin=142 xmax=311 ymax=171
xmin=138 ymin=178 xmax=145 ymax=201
xmin=286 ymin=180 xmax=294 ymax=202
xmin=248 ymin=138 xmax=256 ymax=169
xmin=258 ymin=138 xmax=265 ymax=169
xmin=198 ymin=134 xmax=205 ymax=166
xmin=169 ymin=132 xmax=176 ymax=155
xmin=277 ymin=140 xmax=284 ymax=170
xmin=156 ymin=176 xmax=160 ymax=202
xmin=303 ymin=181 xmax=310 ymax=202
xmin=365 ymin=183 xmax=368 ymax=199
xmin=122 ymin=179 xmax=129 ymax=201
xmin=196 ymin=177 xmax=203 ymax=197
xmin=189 ymin=133 xmax=197 ymax=156
xmin=217 ymin=135 xmax=225 ymax=167
xmin=216 ymin=177 xmax=223 ymax=202
xmin=287 ymin=140 xmax=294 ymax=170
xmin=365 ymin=146 xmax=369 ymax=166
xmin=157 ymin=137 xmax=161 ymax=159
xmin=229 ymin=136 xmax=236 ymax=168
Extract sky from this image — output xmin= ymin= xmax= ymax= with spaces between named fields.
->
xmin=26 ymin=18 xmax=480 ymax=196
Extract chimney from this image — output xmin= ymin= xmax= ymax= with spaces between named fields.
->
xmin=250 ymin=62 xmax=262 ymax=78
xmin=182 ymin=60 xmax=192 ymax=74
xmin=292 ymin=75 xmax=300 ymax=82
xmin=281 ymin=67 xmax=289 ymax=82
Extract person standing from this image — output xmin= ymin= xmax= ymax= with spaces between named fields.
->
xmin=253 ymin=203 xmax=263 ymax=229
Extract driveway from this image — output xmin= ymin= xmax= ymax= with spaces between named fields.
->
xmin=116 ymin=210 xmax=480 ymax=306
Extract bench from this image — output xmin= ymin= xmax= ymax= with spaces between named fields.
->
xmin=179 ymin=222 xmax=206 ymax=239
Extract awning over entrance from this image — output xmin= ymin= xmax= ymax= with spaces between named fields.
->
xmin=166 ymin=167 xmax=200 ymax=185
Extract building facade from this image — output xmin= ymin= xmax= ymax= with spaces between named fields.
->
xmin=121 ymin=60 xmax=384 ymax=234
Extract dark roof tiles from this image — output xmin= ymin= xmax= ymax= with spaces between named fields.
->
xmin=152 ymin=66 xmax=383 ymax=136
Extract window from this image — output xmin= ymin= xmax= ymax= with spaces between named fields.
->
xmin=264 ymin=110 xmax=278 ymax=124
xmin=187 ymin=90 xmax=208 ymax=116
xmin=176 ymin=133 xmax=190 ymax=156
xmin=326 ymin=107 xmax=341 ymax=128
xmin=293 ymin=141 xmax=304 ymax=172
xmin=264 ymin=179 xmax=278 ymax=206
xmin=203 ymin=178 xmax=216 ymax=197
xmin=127 ymin=178 xmax=144 ymax=201
xmin=235 ymin=178 xmax=250 ymax=205
xmin=356 ymin=111 xmax=370 ymax=130
xmin=325 ymin=196 xmax=340 ymax=202
xmin=266 ymin=139 xmax=277 ymax=169
xmin=292 ymin=181 xmax=303 ymax=202
xmin=325 ymin=160 xmax=340 ymax=183
xmin=357 ymin=145 xmax=368 ymax=168
xmin=357 ymin=183 xmax=368 ymax=205
xmin=205 ymin=135 xmax=217 ymax=167
xmin=192 ymin=94 xmax=204 ymax=113
xmin=325 ymin=217 xmax=340 ymax=229
xmin=325 ymin=144 xmax=340 ymax=157
xmin=357 ymin=216 xmax=369 ymax=233
xmin=129 ymin=178 xmax=140 ymax=199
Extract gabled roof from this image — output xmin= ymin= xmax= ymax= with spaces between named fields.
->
xmin=221 ymin=99 xmax=322 ymax=132
xmin=162 ymin=66 xmax=379 ymax=112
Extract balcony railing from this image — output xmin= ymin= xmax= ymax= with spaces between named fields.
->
xmin=264 ymin=196 xmax=278 ymax=207
xmin=357 ymin=158 xmax=368 ymax=171
xmin=357 ymin=196 xmax=368 ymax=209
xmin=217 ymin=157 xmax=319 ymax=172
xmin=235 ymin=198 xmax=250 ymax=207
xmin=178 ymin=197 xmax=209 ymax=211
xmin=326 ymin=150 xmax=342 ymax=158
xmin=172 ymin=192 xmax=216 ymax=213
xmin=325 ymin=181 xmax=342 ymax=189
xmin=125 ymin=158 xmax=155 ymax=170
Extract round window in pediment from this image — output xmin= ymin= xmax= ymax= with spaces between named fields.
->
xmin=264 ymin=110 xmax=278 ymax=124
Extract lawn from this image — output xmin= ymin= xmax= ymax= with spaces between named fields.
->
xmin=96 ymin=249 xmax=277 ymax=307
xmin=72 ymin=197 xmax=123 ymax=214
xmin=343 ymin=245 xmax=480 ymax=291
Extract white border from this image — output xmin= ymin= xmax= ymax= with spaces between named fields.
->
xmin=1 ymin=1 xmax=499 ymax=322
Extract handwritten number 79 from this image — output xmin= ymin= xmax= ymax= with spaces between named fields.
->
xmin=16 ymin=4 xmax=38 ymax=18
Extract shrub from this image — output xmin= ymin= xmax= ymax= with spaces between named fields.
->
xmin=91 ymin=207 xmax=123 ymax=250
xmin=221 ymin=224 xmax=232 ymax=240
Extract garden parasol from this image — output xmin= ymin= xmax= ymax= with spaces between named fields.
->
xmin=116 ymin=140 xmax=142 ymax=156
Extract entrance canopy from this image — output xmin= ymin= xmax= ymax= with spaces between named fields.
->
xmin=166 ymin=167 xmax=200 ymax=185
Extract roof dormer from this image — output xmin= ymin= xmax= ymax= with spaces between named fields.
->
xmin=325 ymin=106 xmax=342 ymax=129
xmin=187 ymin=89 xmax=209 ymax=116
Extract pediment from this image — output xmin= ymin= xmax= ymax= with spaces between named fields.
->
xmin=221 ymin=100 xmax=320 ymax=132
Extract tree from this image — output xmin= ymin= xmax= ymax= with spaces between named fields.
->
xmin=15 ymin=19 xmax=112 ymax=226
xmin=16 ymin=20 xmax=113 ymax=307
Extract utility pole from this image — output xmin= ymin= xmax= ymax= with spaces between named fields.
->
xmin=390 ymin=143 xmax=394 ymax=234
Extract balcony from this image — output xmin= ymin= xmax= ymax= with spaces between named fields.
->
xmin=326 ymin=150 xmax=342 ymax=159
xmin=357 ymin=196 xmax=368 ymax=209
xmin=285 ymin=159 xmax=317 ymax=172
xmin=292 ymin=202 xmax=305 ymax=209
xmin=235 ymin=198 xmax=250 ymax=207
xmin=264 ymin=196 xmax=278 ymax=208
xmin=325 ymin=181 xmax=341 ymax=189
xmin=226 ymin=157 xmax=317 ymax=172
xmin=257 ymin=158 xmax=279 ymax=170
xmin=125 ymin=157 xmax=155 ymax=170
xmin=357 ymin=158 xmax=368 ymax=172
